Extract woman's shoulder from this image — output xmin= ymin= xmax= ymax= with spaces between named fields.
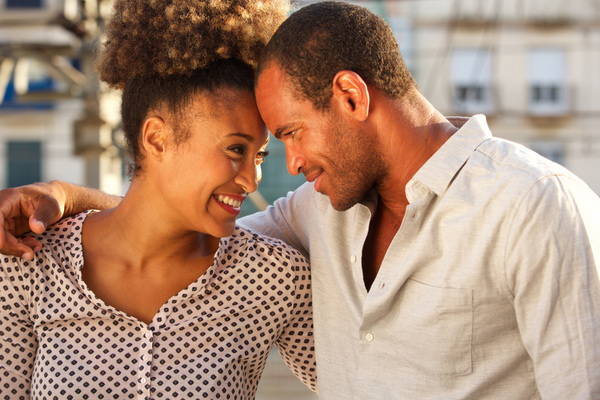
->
xmin=0 ymin=212 xmax=90 ymax=288
xmin=26 ymin=211 xmax=89 ymax=248
xmin=223 ymin=225 xmax=309 ymax=269
xmin=17 ymin=211 xmax=90 ymax=270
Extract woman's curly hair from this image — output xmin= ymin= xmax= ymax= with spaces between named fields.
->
xmin=96 ymin=0 xmax=290 ymax=89
xmin=95 ymin=0 xmax=289 ymax=177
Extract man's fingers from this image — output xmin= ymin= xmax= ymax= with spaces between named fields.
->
xmin=0 ymin=214 xmax=7 ymax=249
xmin=21 ymin=236 xmax=42 ymax=253
xmin=29 ymin=216 xmax=47 ymax=234
xmin=0 ymin=236 xmax=37 ymax=261
xmin=29 ymin=196 xmax=62 ymax=234
xmin=0 ymin=183 xmax=64 ymax=258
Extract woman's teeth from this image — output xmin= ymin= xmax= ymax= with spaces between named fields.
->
xmin=217 ymin=195 xmax=242 ymax=208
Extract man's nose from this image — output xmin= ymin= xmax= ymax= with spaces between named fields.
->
xmin=286 ymin=145 xmax=306 ymax=176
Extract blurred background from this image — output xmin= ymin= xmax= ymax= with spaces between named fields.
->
xmin=1 ymin=0 xmax=599 ymax=398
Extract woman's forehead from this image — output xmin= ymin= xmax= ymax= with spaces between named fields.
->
xmin=190 ymin=88 xmax=256 ymax=116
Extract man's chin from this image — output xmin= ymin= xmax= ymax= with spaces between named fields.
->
xmin=314 ymin=174 xmax=375 ymax=211
xmin=328 ymin=194 xmax=362 ymax=212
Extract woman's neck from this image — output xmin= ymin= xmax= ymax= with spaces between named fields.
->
xmin=82 ymin=183 xmax=221 ymax=273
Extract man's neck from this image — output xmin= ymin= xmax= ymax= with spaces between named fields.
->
xmin=374 ymin=102 xmax=457 ymax=218
xmin=361 ymin=91 xmax=458 ymax=289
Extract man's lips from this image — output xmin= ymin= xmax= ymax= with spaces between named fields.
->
xmin=304 ymin=169 xmax=325 ymax=193
xmin=303 ymin=168 xmax=323 ymax=183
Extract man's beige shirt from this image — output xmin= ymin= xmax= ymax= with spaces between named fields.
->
xmin=241 ymin=114 xmax=600 ymax=399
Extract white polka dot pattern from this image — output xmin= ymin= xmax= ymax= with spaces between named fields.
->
xmin=0 ymin=212 xmax=316 ymax=399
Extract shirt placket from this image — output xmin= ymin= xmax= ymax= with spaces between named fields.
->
xmin=355 ymin=195 xmax=428 ymax=399
xmin=136 ymin=325 xmax=154 ymax=399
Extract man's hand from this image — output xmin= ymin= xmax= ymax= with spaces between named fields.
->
xmin=0 ymin=182 xmax=65 ymax=260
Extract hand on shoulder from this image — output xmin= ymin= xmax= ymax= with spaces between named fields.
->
xmin=0 ymin=181 xmax=66 ymax=260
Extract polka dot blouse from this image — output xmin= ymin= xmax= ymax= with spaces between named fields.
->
xmin=0 ymin=212 xmax=316 ymax=399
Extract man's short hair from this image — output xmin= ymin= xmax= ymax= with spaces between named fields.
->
xmin=258 ymin=1 xmax=417 ymax=110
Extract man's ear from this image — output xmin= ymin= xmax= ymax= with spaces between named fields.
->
xmin=331 ymin=70 xmax=370 ymax=122
xmin=141 ymin=116 xmax=167 ymax=162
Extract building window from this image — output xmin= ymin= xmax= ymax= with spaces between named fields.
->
xmin=451 ymin=49 xmax=494 ymax=115
xmin=6 ymin=0 xmax=43 ymax=8
xmin=456 ymin=85 xmax=487 ymax=104
xmin=528 ymin=48 xmax=568 ymax=116
xmin=531 ymin=85 xmax=561 ymax=103
xmin=7 ymin=141 xmax=42 ymax=187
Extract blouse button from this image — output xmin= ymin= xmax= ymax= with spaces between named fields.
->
xmin=350 ymin=255 xmax=357 ymax=263
xmin=365 ymin=332 xmax=374 ymax=342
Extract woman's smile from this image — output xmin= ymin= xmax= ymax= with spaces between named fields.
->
xmin=214 ymin=194 xmax=245 ymax=215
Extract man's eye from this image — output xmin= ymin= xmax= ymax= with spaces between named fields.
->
xmin=283 ymin=130 xmax=296 ymax=139
xmin=256 ymin=150 xmax=270 ymax=165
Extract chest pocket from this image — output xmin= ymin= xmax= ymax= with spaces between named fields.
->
xmin=387 ymin=278 xmax=473 ymax=377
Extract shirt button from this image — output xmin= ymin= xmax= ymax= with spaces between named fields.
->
xmin=144 ymin=332 xmax=152 ymax=339
xmin=142 ymin=354 xmax=149 ymax=361
xmin=365 ymin=332 xmax=374 ymax=342
xmin=140 ymin=377 xmax=147 ymax=384
xmin=350 ymin=255 xmax=357 ymax=263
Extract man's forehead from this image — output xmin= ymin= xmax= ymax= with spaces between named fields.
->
xmin=255 ymin=66 xmax=297 ymax=117
xmin=256 ymin=62 xmax=287 ymax=92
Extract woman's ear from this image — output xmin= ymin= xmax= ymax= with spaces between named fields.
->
xmin=331 ymin=70 xmax=370 ymax=122
xmin=141 ymin=116 xmax=167 ymax=162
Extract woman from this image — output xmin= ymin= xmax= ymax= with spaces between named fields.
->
xmin=0 ymin=0 xmax=316 ymax=398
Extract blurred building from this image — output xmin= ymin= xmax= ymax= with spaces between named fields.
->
xmin=0 ymin=0 xmax=123 ymax=193
xmin=3 ymin=0 xmax=598 ymax=195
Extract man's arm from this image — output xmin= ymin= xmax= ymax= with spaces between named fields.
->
xmin=0 ymin=181 xmax=120 ymax=259
xmin=238 ymin=182 xmax=317 ymax=259
xmin=507 ymin=175 xmax=600 ymax=399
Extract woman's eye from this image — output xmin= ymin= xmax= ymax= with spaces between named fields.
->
xmin=256 ymin=150 xmax=270 ymax=165
xmin=229 ymin=145 xmax=245 ymax=156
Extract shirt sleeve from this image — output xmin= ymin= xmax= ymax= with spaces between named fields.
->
xmin=238 ymin=183 xmax=317 ymax=259
xmin=271 ymin=243 xmax=317 ymax=392
xmin=505 ymin=174 xmax=600 ymax=399
xmin=0 ymin=257 xmax=37 ymax=399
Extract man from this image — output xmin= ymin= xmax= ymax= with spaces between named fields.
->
xmin=1 ymin=2 xmax=599 ymax=398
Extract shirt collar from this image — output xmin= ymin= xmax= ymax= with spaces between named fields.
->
xmin=357 ymin=187 xmax=379 ymax=216
xmin=407 ymin=114 xmax=492 ymax=202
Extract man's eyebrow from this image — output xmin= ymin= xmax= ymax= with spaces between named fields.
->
xmin=273 ymin=123 xmax=296 ymax=140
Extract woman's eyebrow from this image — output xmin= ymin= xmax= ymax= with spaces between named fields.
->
xmin=227 ymin=132 xmax=255 ymax=141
